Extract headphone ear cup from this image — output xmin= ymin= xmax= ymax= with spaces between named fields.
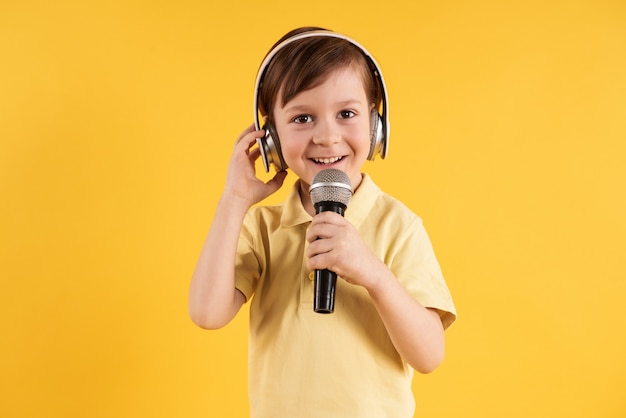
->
xmin=260 ymin=121 xmax=288 ymax=172
xmin=368 ymin=109 xmax=385 ymax=161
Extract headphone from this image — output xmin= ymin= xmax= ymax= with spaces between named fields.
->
xmin=253 ymin=29 xmax=390 ymax=172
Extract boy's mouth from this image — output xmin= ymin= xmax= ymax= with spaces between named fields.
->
xmin=312 ymin=156 xmax=344 ymax=165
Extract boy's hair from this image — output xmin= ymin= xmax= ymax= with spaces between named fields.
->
xmin=257 ymin=27 xmax=383 ymax=121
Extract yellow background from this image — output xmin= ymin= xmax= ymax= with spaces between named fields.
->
xmin=1 ymin=0 xmax=625 ymax=416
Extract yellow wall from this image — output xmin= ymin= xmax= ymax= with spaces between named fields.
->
xmin=1 ymin=0 xmax=625 ymax=416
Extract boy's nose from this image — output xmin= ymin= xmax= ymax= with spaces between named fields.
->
xmin=312 ymin=118 xmax=341 ymax=146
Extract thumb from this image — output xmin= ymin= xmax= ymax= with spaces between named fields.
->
xmin=265 ymin=170 xmax=288 ymax=193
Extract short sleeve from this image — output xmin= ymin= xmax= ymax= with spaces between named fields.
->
xmin=391 ymin=217 xmax=457 ymax=330
xmin=234 ymin=211 xmax=262 ymax=302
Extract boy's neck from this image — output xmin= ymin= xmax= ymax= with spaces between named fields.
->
xmin=298 ymin=173 xmax=364 ymax=217
xmin=298 ymin=181 xmax=316 ymax=217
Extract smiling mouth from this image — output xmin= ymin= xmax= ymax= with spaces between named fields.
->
xmin=312 ymin=156 xmax=344 ymax=165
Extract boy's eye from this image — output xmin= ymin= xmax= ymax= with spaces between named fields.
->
xmin=293 ymin=115 xmax=313 ymax=124
xmin=338 ymin=110 xmax=355 ymax=119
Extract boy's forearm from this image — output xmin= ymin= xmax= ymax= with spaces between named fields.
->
xmin=188 ymin=194 xmax=251 ymax=329
xmin=367 ymin=270 xmax=445 ymax=374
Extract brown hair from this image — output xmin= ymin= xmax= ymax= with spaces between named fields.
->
xmin=257 ymin=27 xmax=383 ymax=121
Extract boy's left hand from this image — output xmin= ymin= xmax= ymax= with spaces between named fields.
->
xmin=305 ymin=211 xmax=386 ymax=291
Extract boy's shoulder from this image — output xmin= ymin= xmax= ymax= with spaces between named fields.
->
xmin=350 ymin=175 xmax=424 ymax=229
xmin=373 ymin=189 xmax=423 ymax=225
xmin=246 ymin=202 xmax=285 ymax=222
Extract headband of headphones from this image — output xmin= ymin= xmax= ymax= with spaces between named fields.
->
xmin=253 ymin=30 xmax=390 ymax=172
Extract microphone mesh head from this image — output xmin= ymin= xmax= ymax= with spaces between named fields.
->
xmin=309 ymin=169 xmax=352 ymax=206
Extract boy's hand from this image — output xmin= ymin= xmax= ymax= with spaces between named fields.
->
xmin=305 ymin=211 xmax=386 ymax=291
xmin=224 ymin=124 xmax=288 ymax=207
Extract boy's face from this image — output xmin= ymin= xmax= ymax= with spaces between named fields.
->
xmin=273 ymin=65 xmax=372 ymax=190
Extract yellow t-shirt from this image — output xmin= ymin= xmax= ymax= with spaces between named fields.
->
xmin=235 ymin=174 xmax=456 ymax=418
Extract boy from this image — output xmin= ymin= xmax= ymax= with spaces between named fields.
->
xmin=189 ymin=27 xmax=456 ymax=417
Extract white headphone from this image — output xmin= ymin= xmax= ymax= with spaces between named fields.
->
xmin=253 ymin=29 xmax=390 ymax=172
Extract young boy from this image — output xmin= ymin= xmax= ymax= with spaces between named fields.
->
xmin=189 ymin=27 xmax=456 ymax=417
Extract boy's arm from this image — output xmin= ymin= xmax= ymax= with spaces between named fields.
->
xmin=305 ymin=212 xmax=446 ymax=373
xmin=188 ymin=125 xmax=287 ymax=329
xmin=188 ymin=194 xmax=249 ymax=329
xmin=366 ymin=270 xmax=445 ymax=374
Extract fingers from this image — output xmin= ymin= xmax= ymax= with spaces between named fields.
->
xmin=232 ymin=125 xmax=267 ymax=167
xmin=305 ymin=236 xmax=349 ymax=278
xmin=308 ymin=212 xmax=346 ymax=232
xmin=234 ymin=123 xmax=254 ymax=145
xmin=248 ymin=147 xmax=261 ymax=162
xmin=305 ymin=220 xmax=372 ymax=284
xmin=306 ymin=212 xmax=346 ymax=244
xmin=265 ymin=170 xmax=288 ymax=194
xmin=230 ymin=124 xmax=288 ymax=198
xmin=235 ymin=124 xmax=265 ymax=148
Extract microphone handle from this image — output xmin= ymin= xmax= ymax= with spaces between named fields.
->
xmin=314 ymin=269 xmax=336 ymax=314
xmin=313 ymin=200 xmax=347 ymax=314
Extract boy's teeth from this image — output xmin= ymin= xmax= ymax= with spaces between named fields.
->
xmin=314 ymin=156 xmax=341 ymax=164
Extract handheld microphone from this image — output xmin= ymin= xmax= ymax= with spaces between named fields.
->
xmin=309 ymin=169 xmax=352 ymax=314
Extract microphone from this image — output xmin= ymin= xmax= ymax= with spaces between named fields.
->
xmin=309 ymin=169 xmax=353 ymax=314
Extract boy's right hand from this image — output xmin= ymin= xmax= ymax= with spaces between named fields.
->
xmin=223 ymin=124 xmax=288 ymax=207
